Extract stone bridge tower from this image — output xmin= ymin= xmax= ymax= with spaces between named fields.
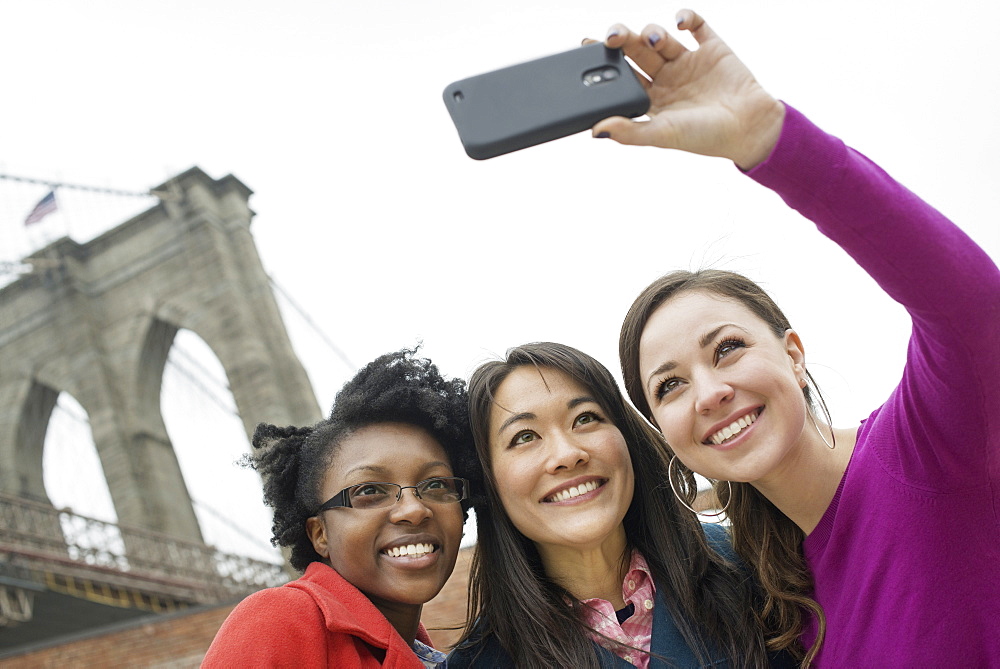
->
xmin=0 ymin=166 xmax=322 ymax=543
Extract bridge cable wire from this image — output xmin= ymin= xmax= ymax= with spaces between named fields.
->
xmin=268 ymin=274 xmax=357 ymax=372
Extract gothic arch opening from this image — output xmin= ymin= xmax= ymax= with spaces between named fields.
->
xmin=42 ymin=392 xmax=116 ymax=523
xmin=42 ymin=392 xmax=128 ymax=569
xmin=160 ymin=329 xmax=281 ymax=564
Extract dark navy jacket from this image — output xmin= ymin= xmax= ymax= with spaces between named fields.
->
xmin=449 ymin=579 xmax=727 ymax=667
xmin=447 ymin=524 xmax=793 ymax=668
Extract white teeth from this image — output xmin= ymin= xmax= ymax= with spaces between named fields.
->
xmin=710 ymin=411 xmax=758 ymax=445
xmin=548 ymin=480 xmax=600 ymax=503
xmin=384 ymin=543 xmax=434 ymax=558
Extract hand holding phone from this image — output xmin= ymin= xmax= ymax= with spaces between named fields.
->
xmin=443 ymin=43 xmax=649 ymax=160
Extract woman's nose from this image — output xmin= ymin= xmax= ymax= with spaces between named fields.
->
xmin=388 ymin=487 xmax=433 ymax=524
xmin=545 ymin=434 xmax=590 ymax=473
xmin=693 ymin=375 xmax=734 ymax=415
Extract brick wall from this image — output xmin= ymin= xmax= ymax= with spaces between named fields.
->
xmin=1 ymin=604 xmax=237 ymax=668
xmin=4 ymin=547 xmax=475 ymax=667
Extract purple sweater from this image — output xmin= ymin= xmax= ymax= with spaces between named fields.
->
xmin=747 ymin=106 xmax=1000 ymax=666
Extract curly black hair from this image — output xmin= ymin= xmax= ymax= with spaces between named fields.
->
xmin=244 ymin=348 xmax=480 ymax=572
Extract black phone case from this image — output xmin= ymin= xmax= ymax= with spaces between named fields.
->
xmin=443 ymin=43 xmax=650 ymax=160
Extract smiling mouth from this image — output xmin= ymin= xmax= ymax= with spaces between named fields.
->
xmin=544 ymin=479 xmax=606 ymax=503
xmin=380 ymin=543 xmax=438 ymax=558
xmin=706 ymin=408 xmax=762 ymax=446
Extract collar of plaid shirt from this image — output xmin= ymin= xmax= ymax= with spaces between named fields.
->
xmin=579 ymin=550 xmax=656 ymax=669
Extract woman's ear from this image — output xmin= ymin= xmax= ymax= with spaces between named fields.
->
xmin=784 ymin=329 xmax=807 ymax=380
xmin=305 ymin=516 xmax=330 ymax=558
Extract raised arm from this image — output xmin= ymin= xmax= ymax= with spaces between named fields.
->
xmin=592 ymin=10 xmax=999 ymax=327
xmin=595 ymin=10 xmax=1000 ymax=480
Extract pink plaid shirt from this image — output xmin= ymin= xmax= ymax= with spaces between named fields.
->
xmin=580 ymin=550 xmax=655 ymax=668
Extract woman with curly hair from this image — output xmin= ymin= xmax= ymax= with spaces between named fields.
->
xmin=203 ymin=349 xmax=479 ymax=668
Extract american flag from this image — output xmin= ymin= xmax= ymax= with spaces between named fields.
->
xmin=24 ymin=190 xmax=58 ymax=226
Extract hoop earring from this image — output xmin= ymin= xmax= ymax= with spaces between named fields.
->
xmin=668 ymin=455 xmax=731 ymax=518
xmin=808 ymin=411 xmax=836 ymax=450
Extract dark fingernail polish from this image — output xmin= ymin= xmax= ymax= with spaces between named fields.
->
xmin=649 ymin=33 xmax=661 ymax=46
xmin=596 ymin=131 xmax=610 ymax=139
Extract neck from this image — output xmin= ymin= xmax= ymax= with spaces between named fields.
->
xmin=751 ymin=424 xmax=856 ymax=534
xmin=372 ymin=600 xmax=422 ymax=646
xmin=535 ymin=524 xmax=630 ymax=607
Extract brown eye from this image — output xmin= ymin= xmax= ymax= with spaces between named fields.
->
xmin=714 ymin=338 xmax=747 ymax=363
xmin=356 ymin=483 xmax=385 ymax=496
xmin=655 ymin=376 xmax=683 ymax=399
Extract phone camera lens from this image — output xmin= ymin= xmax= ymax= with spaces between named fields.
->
xmin=583 ymin=66 xmax=620 ymax=86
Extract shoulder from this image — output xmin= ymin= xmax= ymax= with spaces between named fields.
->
xmin=208 ymin=564 xmax=365 ymax=648
xmin=700 ymin=522 xmax=735 ymax=558
xmin=227 ymin=579 xmax=324 ymax=626
xmin=203 ymin=581 xmax=328 ymax=666
xmin=447 ymin=629 xmax=513 ymax=668
xmin=291 ymin=562 xmax=410 ymax=644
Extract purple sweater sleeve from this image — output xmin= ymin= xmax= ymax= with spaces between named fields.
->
xmin=746 ymin=105 xmax=1000 ymax=489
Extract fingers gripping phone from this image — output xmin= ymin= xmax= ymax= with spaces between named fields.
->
xmin=443 ymin=43 xmax=649 ymax=160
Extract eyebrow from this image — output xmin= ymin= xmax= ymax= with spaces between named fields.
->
xmin=699 ymin=324 xmax=732 ymax=349
xmin=344 ymin=464 xmax=389 ymax=478
xmin=497 ymin=412 xmax=534 ymax=436
xmin=342 ymin=461 xmax=451 ymax=480
xmin=644 ymin=324 xmax=739 ymax=390
xmin=496 ymin=395 xmax=598 ymax=435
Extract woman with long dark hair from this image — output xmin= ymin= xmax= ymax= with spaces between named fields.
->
xmin=608 ymin=10 xmax=1000 ymax=666
xmin=449 ymin=342 xmax=783 ymax=668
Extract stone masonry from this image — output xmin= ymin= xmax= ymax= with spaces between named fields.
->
xmin=0 ymin=167 xmax=322 ymax=543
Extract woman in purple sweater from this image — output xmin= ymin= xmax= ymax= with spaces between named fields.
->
xmin=602 ymin=10 xmax=1000 ymax=667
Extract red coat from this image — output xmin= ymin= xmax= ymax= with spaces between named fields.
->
xmin=203 ymin=562 xmax=433 ymax=668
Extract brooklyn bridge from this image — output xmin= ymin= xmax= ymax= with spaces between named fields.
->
xmin=0 ymin=168 xmax=471 ymax=665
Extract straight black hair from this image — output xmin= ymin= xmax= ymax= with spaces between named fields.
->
xmin=457 ymin=342 xmax=772 ymax=668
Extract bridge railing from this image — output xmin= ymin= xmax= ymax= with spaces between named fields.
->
xmin=0 ymin=492 xmax=288 ymax=603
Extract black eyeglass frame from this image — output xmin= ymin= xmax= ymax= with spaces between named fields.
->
xmin=314 ymin=476 xmax=469 ymax=514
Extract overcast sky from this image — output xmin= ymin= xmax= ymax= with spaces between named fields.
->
xmin=3 ymin=0 xmax=998 ymax=562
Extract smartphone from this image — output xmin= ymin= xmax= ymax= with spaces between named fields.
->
xmin=443 ymin=43 xmax=649 ymax=160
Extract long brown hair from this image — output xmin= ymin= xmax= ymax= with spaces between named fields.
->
xmin=619 ymin=269 xmax=828 ymax=665
xmin=456 ymin=342 xmax=772 ymax=668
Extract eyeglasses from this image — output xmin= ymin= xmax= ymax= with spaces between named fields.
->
xmin=315 ymin=476 xmax=469 ymax=513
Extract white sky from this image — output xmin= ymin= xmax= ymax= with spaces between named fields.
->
xmin=2 ymin=0 xmax=998 ymax=562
